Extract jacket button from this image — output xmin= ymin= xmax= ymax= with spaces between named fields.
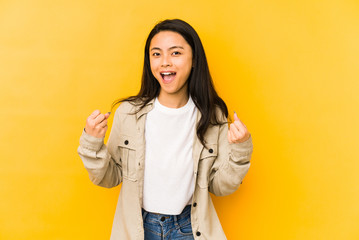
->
xmin=160 ymin=216 xmax=166 ymax=221
xmin=196 ymin=231 xmax=201 ymax=236
xmin=209 ymin=148 xmax=213 ymax=153
xmin=124 ymin=140 xmax=129 ymax=145
xmin=193 ymin=202 xmax=197 ymax=207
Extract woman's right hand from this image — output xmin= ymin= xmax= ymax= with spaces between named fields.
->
xmin=84 ymin=110 xmax=111 ymax=138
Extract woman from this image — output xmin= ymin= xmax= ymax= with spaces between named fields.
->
xmin=78 ymin=19 xmax=253 ymax=240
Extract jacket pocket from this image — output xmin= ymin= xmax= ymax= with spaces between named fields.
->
xmin=197 ymin=143 xmax=218 ymax=188
xmin=118 ymin=134 xmax=137 ymax=181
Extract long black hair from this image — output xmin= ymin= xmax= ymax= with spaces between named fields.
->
xmin=112 ymin=19 xmax=228 ymax=146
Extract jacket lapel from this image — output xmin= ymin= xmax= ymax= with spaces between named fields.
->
xmin=192 ymin=110 xmax=204 ymax=175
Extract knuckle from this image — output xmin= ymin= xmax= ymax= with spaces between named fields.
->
xmin=234 ymin=121 xmax=241 ymax=128
xmin=238 ymin=130 xmax=245 ymax=138
xmin=91 ymin=110 xmax=100 ymax=117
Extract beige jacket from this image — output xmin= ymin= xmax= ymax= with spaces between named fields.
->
xmin=77 ymin=99 xmax=253 ymax=240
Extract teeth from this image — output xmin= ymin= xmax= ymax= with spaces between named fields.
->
xmin=162 ymin=72 xmax=174 ymax=75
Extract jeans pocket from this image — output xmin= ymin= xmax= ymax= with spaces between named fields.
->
xmin=177 ymin=219 xmax=193 ymax=236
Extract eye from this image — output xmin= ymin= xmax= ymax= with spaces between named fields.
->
xmin=172 ymin=51 xmax=181 ymax=56
xmin=152 ymin=52 xmax=160 ymax=57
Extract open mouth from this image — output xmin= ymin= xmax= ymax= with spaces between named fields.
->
xmin=160 ymin=72 xmax=176 ymax=83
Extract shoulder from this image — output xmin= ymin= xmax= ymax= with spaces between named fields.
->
xmin=115 ymin=99 xmax=145 ymax=115
xmin=111 ymin=101 xmax=142 ymax=132
xmin=214 ymin=106 xmax=228 ymax=124
xmin=202 ymin=106 xmax=227 ymax=141
xmin=115 ymin=101 xmax=136 ymax=114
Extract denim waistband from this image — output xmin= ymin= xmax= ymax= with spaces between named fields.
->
xmin=142 ymin=205 xmax=191 ymax=223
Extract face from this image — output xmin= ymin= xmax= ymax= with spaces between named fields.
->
xmin=149 ymin=31 xmax=193 ymax=101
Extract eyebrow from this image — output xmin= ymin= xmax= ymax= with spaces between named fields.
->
xmin=150 ymin=46 xmax=184 ymax=51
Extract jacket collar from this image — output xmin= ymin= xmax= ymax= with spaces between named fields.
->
xmin=135 ymin=98 xmax=155 ymax=120
xmin=135 ymin=97 xmax=202 ymax=123
xmin=135 ymin=98 xmax=201 ymax=118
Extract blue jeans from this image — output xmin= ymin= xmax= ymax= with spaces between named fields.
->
xmin=142 ymin=205 xmax=195 ymax=240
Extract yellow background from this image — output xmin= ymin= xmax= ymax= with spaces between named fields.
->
xmin=1 ymin=0 xmax=359 ymax=239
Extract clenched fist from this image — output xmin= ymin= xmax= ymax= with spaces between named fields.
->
xmin=228 ymin=111 xmax=251 ymax=144
xmin=84 ymin=110 xmax=111 ymax=138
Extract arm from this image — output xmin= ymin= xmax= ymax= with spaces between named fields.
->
xmin=208 ymin=112 xmax=253 ymax=196
xmin=77 ymin=109 xmax=123 ymax=188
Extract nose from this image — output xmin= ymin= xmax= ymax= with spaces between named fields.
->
xmin=161 ymin=54 xmax=172 ymax=68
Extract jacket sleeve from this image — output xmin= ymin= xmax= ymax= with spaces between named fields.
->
xmin=208 ymin=122 xmax=253 ymax=196
xmin=77 ymin=108 xmax=123 ymax=188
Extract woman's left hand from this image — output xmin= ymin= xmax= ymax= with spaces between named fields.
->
xmin=228 ymin=111 xmax=251 ymax=144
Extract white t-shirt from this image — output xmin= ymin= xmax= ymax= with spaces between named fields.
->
xmin=143 ymin=97 xmax=198 ymax=215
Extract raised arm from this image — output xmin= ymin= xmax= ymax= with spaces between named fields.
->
xmin=77 ymin=109 xmax=123 ymax=188
xmin=209 ymin=111 xmax=253 ymax=196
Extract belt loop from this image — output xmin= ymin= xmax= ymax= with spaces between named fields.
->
xmin=173 ymin=214 xmax=179 ymax=228
xmin=142 ymin=209 xmax=148 ymax=222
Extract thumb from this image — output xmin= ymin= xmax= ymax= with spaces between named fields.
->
xmin=234 ymin=111 xmax=240 ymax=121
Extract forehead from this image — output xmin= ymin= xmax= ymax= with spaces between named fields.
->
xmin=150 ymin=31 xmax=190 ymax=49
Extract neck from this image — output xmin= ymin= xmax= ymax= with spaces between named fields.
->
xmin=157 ymin=91 xmax=189 ymax=108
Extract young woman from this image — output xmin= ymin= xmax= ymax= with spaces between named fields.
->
xmin=78 ymin=19 xmax=253 ymax=240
